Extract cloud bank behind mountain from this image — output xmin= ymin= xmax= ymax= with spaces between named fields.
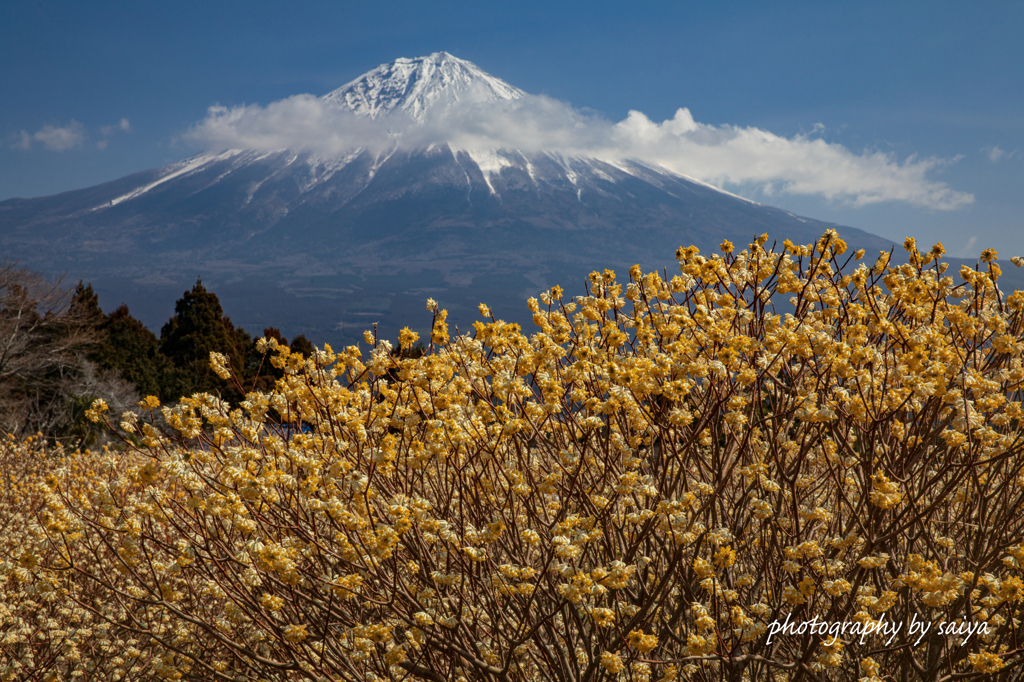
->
xmin=185 ymin=88 xmax=973 ymax=211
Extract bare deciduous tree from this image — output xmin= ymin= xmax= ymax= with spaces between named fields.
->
xmin=0 ymin=261 xmax=133 ymax=443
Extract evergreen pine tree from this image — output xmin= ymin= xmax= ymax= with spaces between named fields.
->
xmin=69 ymin=282 xmax=106 ymax=329
xmin=72 ymin=283 xmax=180 ymax=402
xmin=290 ymin=334 xmax=315 ymax=359
xmin=160 ymin=279 xmax=253 ymax=400
xmin=102 ymin=305 xmax=177 ymax=401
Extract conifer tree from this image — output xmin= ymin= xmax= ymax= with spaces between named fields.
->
xmin=68 ymin=282 xmax=106 ymax=329
xmin=289 ymin=333 xmax=315 ymax=359
xmin=159 ymin=279 xmax=253 ymax=399
xmin=72 ymin=284 xmax=178 ymax=402
xmin=102 ymin=305 xmax=176 ymax=401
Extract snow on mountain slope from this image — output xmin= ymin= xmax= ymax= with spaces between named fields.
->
xmin=100 ymin=150 xmax=247 ymax=209
xmin=86 ymin=144 xmax=750 ymax=212
xmin=322 ymin=51 xmax=524 ymax=121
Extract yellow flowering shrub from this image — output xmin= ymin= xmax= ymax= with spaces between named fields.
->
xmin=5 ymin=230 xmax=1024 ymax=680
xmin=0 ymin=435 xmax=163 ymax=681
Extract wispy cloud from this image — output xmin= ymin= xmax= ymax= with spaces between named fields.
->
xmin=97 ymin=118 xmax=132 ymax=149
xmin=13 ymin=120 xmax=86 ymax=151
xmin=101 ymin=118 xmax=132 ymax=136
xmin=984 ymin=145 xmax=1015 ymax=163
xmin=13 ymin=118 xmax=132 ymax=151
xmin=186 ymin=97 xmax=391 ymax=156
xmin=961 ymin=235 xmax=978 ymax=258
xmin=185 ymin=91 xmax=974 ymax=210
xmin=12 ymin=131 xmax=32 ymax=150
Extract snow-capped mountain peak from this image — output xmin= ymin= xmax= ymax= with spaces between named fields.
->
xmin=321 ymin=51 xmax=524 ymax=121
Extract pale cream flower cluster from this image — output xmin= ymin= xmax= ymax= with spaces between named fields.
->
xmin=4 ymin=231 xmax=1024 ymax=680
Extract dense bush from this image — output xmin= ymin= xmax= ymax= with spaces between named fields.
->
xmin=0 ymin=272 xmax=315 ymax=445
xmin=4 ymin=232 xmax=1024 ymax=681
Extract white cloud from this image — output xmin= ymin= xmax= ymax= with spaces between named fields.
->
xmin=607 ymin=109 xmax=972 ymax=210
xmin=185 ymin=92 xmax=973 ymax=210
xmin=11 ymin=131 xmax=32 ymax=150
xmin=14 ymin=117 xmax=132 ymax=151
xmin=186 ymin=97 xmax=397 ymax=156
xmin=13 ymin=121 xmax=86 ymax=151
xmin=32 ymin=121 xmax=86 ymax=151
xmin=985 ymin=145 xmax=1015 ymax=163
xmin=101 ymin=118 xmax=132 ymax=136
xmin=962 ymin=235 xmax=978 ymax=258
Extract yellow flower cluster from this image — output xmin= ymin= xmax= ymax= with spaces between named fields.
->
xmin=4 ymin=231 xmax=1024 ymax=681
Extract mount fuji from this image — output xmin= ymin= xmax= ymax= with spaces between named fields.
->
xmin=1 ymin=52 xmax=894 ymax=345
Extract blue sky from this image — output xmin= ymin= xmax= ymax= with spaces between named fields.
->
xmin=2 ymin=0 xmax=1022 ymax=256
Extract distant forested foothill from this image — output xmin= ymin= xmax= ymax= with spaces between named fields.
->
xmin=0 ymin=261 xmax=314 ymax=446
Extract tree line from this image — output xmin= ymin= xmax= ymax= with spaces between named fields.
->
xmin=0 ymin=261 xmax=312 ymax=445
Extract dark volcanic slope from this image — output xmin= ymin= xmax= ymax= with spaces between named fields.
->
xmin=1 ymin=146 xmax=895 ymax=346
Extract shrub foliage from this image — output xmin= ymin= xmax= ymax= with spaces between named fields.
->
xmin=4 ymin=232 xmax=1024 ymax=681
